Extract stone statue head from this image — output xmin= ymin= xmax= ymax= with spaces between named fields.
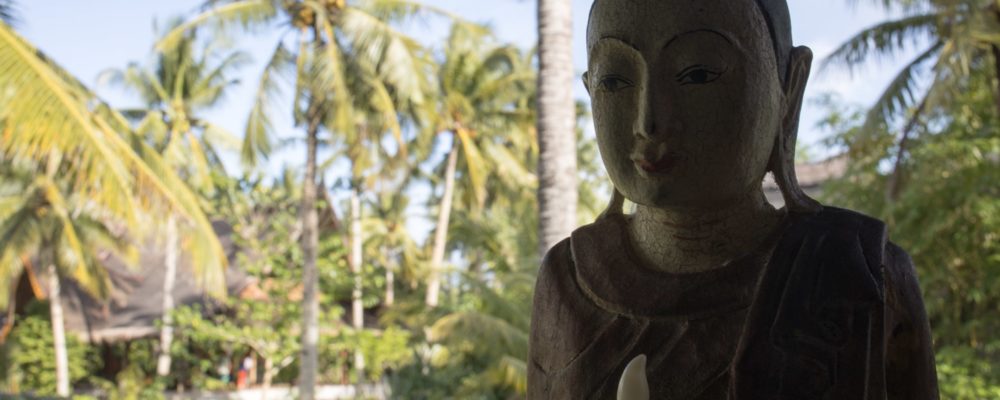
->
xmin=584 ymin=0 xmax=821 ymax=214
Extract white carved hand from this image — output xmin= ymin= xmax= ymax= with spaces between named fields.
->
xmin=617 ymin=355 xmax=649 ymax=400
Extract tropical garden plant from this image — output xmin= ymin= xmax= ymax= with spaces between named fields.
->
xmin=423 ymin=24 xmax=536 ymax=307
xmin=155 ymin=1 xmax=463 ymax=393
xmin=99 ymin=23 xmax=246 ymax=379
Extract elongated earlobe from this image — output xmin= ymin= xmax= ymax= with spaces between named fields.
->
xmin=768 ymin=45 xmax=821 ymax=213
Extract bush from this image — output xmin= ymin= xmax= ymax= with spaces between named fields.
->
xmin=0 ymin=301 xmax=99 ymax=396
xmin=936 ymin=346 xmax=1000 ymax=399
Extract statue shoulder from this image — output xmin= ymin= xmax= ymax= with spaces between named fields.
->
xmin=530 ymin=221 xmax=622 ymax=384
xmin=810 ymin=206 xmax=888 ymax=241
xmin=733 ymin=206 xmax=939 ymax=399
xmin=800 ymin=206 xmax=890 ymax=280
xmin=882 ymin=241 xmax=940 ymax=398
xmin=535 ymin=216 xmax=619 ymax=287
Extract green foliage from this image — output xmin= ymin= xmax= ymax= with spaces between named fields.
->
xmin=85 ymin=340 xmax=165 ymax=400
xmin=822 ymin=10 xmax=1000 ymax=398
xmin=827 ymin=0 xmax=1000 ymax=134
xmin=0 ymin=20 xmax=229 ymax=297
xmin=818 ymin=66 xmax=999 ymax=394
xmin=323 ymin=327 xmax=412 ymax=382
xmin=0 ymin=301 xmax=98 ymax=396
xmin=2 ymin=2 xmax=604 ymax=398
xmin=936 ymin=346 xmax=1000 ymax=399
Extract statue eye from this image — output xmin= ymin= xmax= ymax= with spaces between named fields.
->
xmin=676 ymin=65 xmax=723 ymax=85
xmin=599 ymin=75 xmax=634 ymax=92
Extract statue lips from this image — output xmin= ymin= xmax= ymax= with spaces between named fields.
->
xmin=633 ymin=153 xmax=681 ymax=176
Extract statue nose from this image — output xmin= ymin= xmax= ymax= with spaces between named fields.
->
xmin=634 ymin=86 xmax=656 ymax=139
xmin=634 ymin=120 xmax=653 ymax=139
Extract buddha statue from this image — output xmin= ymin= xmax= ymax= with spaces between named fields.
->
xmin=527 ymin=0 xmax=940 ymax=398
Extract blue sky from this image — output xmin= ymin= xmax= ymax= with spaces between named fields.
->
xmin=14 ymin=1 xmax=914 ymax=238
xmin=17 ymin=1 xmax=911 ymax=157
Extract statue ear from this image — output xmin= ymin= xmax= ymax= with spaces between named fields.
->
xmin=768 ymin=46 xmax=821 ymax=213
xmin=583 ymin=71 xmax=592 ymax=95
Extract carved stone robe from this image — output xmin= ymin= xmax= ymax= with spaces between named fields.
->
xmin=528 ymin=207 xmax=938 ymax=399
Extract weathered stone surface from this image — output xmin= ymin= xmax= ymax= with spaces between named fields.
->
xmin=528 ymin=0 xmax=939 ymax=398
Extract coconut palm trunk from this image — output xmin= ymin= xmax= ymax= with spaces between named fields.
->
xmin=47 ymin=264 xmax=70 ymax=397
xmin=299 ymin=104 xmax=322 ymax=400
xmin=384 ymin=247 xmax=395 ymax=306
xmin=426 ymin=138 xmax=459 ymax=307
xmin=261 ymin=356 xmax=275 ymax=400
xmin=537 ymin=0 xmax=578 ymax=258
xmin=157 ymin=215 xmax=179 ymax=377
xmin=349 ymin=186 xmax=366 ymax=381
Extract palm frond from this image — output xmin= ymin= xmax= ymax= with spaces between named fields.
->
xmin=454 ymin=128 xmax=488 ymax=208
xmin=822 ymin=12 xmax=940 ymax=72
xmin=156 ymin=0 xmax=280 ymax=51
xmin=312 ymin=12 xmax=355 ymax=135
xmin=340 ymin=7 xmax=428 ymax=104
xmin=494 ymin=355 xmax=528 ymax=395
xmin=0 ymin=251 xmax=27 ymax=309
xmin=357 ymin=0 xmax=482 ymax=29
xmin=43 ymin=179 xmax=112 ymax=301
xmin=429 ymin=310 xmax=528 ymax=358
xmin=0 ymin=27 xmax=134 ymax=216
xmin=1 ymin=24 xmax=229 ymax=295
xmin=863 ymin=41 xmax=944 ymax=132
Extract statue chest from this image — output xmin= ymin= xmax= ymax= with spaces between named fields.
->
xmin=540 ymin=304 xmax=752 ymax=399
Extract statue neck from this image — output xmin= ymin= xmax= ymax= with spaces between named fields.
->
xmin=627 ymin=188 xmax=783 ymax=274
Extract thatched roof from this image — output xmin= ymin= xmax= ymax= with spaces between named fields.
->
xmin=4 ymin=221 xmax=258 ymax=344
xmin=764 ymin=155 xmax=848 ymax=207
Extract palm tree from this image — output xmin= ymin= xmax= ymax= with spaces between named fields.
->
xmin=158 ymin=1 xmax=456 ymax=395
xmin=99 ymin=26 xmax=245 ymax=378
xmin=366 ymin=189 xmax=417 ymax=307
xmin=424 ymin=25 xmax=536 ymax=307
xmin=536 ymin=0 xmax=578 ymax=258
xmin=825 ymin=0 xmax=1000 ymax=199
xmin=0 ymin=15 xmax=229 ymax=297
xmin=0 ymin=158 xmax=135 ymax=397
xmin=0 ymin=16 xmax=229 ymax=397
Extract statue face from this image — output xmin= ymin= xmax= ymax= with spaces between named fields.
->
xmin=586 ymin=0 xmax=791 ymax=209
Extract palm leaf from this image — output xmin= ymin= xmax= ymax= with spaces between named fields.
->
xmin=341 ymin=7 xmax=428 ymax=105
xmin=245 ymin=43 xmax=293 ymax=167
xmin=156 ymin=0 xmax=280 ymax=51
xmin=313 ymin=11 xmax=355 ymax=135
xmin=428 ymin=310 xmax=528 ymax=358
xmin=862 ymin=41 xmax=944 ymax=132
xmin=0 ymin=24 xmax=228 ymax=296
xmin=822 ymin=12 xmax=940 ymax=72
xmin=43 ymin=179 xmax=112 ymax=301
xmin=454 ymin=127 xmax=488 ymax=208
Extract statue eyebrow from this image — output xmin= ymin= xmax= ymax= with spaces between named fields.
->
xmin=662 ymin=29 xmax=745 ymax=53
xmin=594 ymin=29 xmax=744 ymax=54
xmin=596 ymin=35 xmax=639 ymax=51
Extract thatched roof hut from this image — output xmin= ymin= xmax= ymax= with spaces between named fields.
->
xmin=2 ymin=221 xmax=261 ymax=344
xmin=764 ymin=155 xmax=848 ymax=207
